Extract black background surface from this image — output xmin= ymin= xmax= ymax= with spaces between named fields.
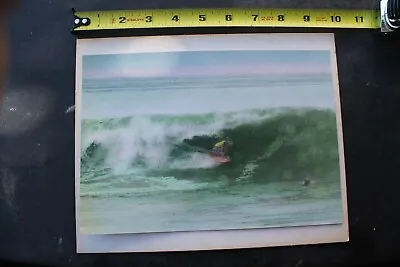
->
xmin=1 ymin=0 xmax=400 ymax=266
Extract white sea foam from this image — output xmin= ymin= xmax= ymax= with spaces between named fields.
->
xmin=80 ymin=109 xmax=271 ymax=175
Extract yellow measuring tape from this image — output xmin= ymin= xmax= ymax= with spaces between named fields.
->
xmin=73 ymin=8 xmax=381 ymax=31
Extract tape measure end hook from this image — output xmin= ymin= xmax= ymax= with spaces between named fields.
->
xmin=72 ymin=7 xmax=91 ymax=31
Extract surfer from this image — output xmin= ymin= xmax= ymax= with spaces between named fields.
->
xmin=211 ymin=139 xmax=233 ymax=157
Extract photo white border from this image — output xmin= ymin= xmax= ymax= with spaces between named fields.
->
xmin=75 ymin=33 xmax=349 ymax=253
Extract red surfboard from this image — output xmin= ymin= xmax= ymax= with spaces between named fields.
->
xmin=211 ymin=155 xmax=231 ymax=164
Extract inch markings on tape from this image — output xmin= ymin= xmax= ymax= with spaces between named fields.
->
xmin=73 ymin=8 xmax=381 ymax=31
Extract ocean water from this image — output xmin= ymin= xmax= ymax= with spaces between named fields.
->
xmin=78 ymin=74 xmax=344 ymax=235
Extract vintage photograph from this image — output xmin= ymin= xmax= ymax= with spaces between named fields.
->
xmin=75 ymin=33 xmax=348 ymax=252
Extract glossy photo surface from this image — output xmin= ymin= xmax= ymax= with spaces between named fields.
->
xmin=75 ymin=33 xmax=348 ymax=252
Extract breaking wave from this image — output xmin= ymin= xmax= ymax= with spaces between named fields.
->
xmin=79 ymin=108 xmax=341 ymax=196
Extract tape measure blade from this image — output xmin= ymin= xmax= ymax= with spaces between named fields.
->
xmin=73 ymin=8 xmax=381 ymax=31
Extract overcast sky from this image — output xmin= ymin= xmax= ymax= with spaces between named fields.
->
xmin=82 ymin=50 xmax=332 ymax=79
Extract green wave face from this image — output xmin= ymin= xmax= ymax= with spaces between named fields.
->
xmin=80 ymin=107 xmax=341 ymax=195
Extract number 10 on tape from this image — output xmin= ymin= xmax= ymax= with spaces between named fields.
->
xmin=73 ymin=8 xmax=380 ymax=31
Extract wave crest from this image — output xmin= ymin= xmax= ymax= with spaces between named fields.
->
xmin=80 ymin=109 xmax=274 ymax=175
xmin=80 ymin=108 xmax=340 ymax=186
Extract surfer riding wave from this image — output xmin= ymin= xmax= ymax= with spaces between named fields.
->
xmin=210 ymin=139 xmax=233 ymax=159
xmin=80 ymin=108 xmax=340 ymax=182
